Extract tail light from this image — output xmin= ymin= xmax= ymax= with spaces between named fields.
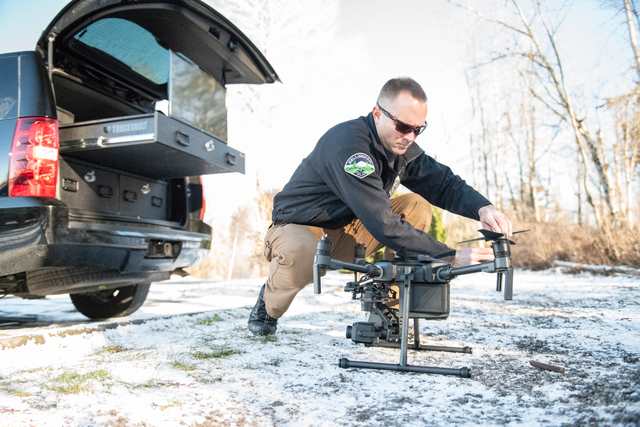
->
xmin=9 ymin=117 xmax=59 ymax=198
xmin=200 ymin=175 xmax=206 ymax=221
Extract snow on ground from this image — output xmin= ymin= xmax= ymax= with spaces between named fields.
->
xmin=0 ymin=269 xmax=639 ymax=426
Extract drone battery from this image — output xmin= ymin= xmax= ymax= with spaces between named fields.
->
xmin=409 ymin=283 xmax=450 ymax=319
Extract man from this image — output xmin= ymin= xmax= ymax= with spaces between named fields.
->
xmin=248 ymin=77 xmax=512 ymax=336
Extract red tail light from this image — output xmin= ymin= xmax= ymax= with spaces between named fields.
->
xmin=200 ymin=176 xmax=206 ymax=221
xmin=9 ymin=118 xmax=59 ymax=198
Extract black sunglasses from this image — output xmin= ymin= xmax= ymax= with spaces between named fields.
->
xmin=376 ymin=103 xmax=428 ymax=136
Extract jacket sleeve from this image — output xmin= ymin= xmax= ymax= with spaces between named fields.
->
xmin=401 ymin=153 xmax=491 ymax=221
xmin=311 ymin=125 xmax=452 ymax=258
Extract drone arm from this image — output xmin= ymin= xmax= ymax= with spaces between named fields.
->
xmin=436 ymin=260 xmax=513 ymax=301
xmin=436 ymin=261 xmax=495 ymax=281
xmin=314 ymin=259 xmax=382 ymax=294
xmin=313 ymin=236 xmax=381 ymax=294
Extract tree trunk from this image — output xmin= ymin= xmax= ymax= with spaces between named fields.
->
xmin=624 ymin=0 xmax=640 ymax=83
xmin=576 ymin=122 xmax=616 ymax=221
xmin=227 ymin=230 xmax=238 ymax=281
xmin=526 ymin=94 xmax=539 ymax=222
xmin=576 ymin=149 xmax=583 ymax=226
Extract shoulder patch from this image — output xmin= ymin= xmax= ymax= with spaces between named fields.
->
xmin=344 ymin=153 xmax=375 ymax=179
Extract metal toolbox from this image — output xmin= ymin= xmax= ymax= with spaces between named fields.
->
xmin=58 ymin=112 xmax=244 ymax=179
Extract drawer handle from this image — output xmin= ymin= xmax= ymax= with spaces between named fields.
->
xmin=176 ymin=131 xmax=189 ymax=146
xmin=63 ymin=179 xmax=78 ymax=192
xmin=98 ymin=185 xmax=114 ymax=198
xmin=124 ymin=190 xmax=137 ymax=202
xmin=226 ymin=153 xmax=237 ymax=165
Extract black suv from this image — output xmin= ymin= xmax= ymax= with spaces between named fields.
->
xmin=0 ymin=0 xmax=278 ymax=318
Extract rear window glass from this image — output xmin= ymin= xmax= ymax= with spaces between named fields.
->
xmin=73 ymin=18 xmax=169 ymax=84
xmin=170 ymin=52 xmax=227 ymax=140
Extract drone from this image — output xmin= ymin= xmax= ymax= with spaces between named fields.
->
xmin=313 ymin=229 xmax=528 ymax=378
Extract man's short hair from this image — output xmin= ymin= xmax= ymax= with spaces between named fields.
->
xmin=377 ymin=77 xmax=428 ymax=104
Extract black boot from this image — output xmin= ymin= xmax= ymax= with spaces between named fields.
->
xmin=247 ymin=284 xmax=278 ymax=336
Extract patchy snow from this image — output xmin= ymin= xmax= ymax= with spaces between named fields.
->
xmin=0 ymin=270 xmax=639 ymax=426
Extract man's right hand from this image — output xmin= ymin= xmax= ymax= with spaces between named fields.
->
xmin=453 ymin=247 xmax=494 ymax=268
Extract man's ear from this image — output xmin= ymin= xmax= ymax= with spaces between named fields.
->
xmin=372 ymin=105 xmax=382 ymax=123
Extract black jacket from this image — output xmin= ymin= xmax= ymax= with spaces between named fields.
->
xmin=272 ymin=112 xmax=491 ymax=258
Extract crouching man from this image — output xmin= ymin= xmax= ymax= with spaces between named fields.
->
xmin=248 ymin=77 xmax=512 ymax=336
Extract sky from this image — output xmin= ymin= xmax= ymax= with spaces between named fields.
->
xmin=0 ymin=0 xmax=630 ymax=224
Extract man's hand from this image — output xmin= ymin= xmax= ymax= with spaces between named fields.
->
xmin=478 ymin=205 xmax=512 ymax=236
xmin=453 ymin=247 xmax=494 ymax=267
xmin=453 ymin=205 xmax=512 ymax=267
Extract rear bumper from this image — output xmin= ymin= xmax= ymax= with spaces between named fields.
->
xmin=0 ymin=197 xmax=211 ymax=276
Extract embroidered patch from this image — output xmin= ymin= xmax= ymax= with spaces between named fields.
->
xmin=344 ymin=153 xmax=375 ymax=179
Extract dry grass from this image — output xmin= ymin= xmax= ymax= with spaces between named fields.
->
xmin=509 ymin=220 xmax=640 ymax=270
xmin=444 ymin=214 xmax=640 ymax=270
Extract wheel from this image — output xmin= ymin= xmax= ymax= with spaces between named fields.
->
xmin=70 ymin=283 xmax=151 ymax=319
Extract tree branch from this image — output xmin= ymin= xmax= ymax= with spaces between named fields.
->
xmin=445 ymin=0 xmax=531 ymax=37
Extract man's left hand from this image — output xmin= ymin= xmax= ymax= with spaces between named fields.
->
xmin=478 ymin=205 xmax=512 ymax=236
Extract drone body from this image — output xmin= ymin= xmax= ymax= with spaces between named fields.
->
xmin=313 ymin=229 xmax=527 ymax=377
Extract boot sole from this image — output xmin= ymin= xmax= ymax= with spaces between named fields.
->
xmin=248 ymin=322 xmax=277 ymax=336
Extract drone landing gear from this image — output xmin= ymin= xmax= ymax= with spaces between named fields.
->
xmin=338 ymin=358 xmax=471 ymax=377
xmin=338 ymin=267 xmax=472 ymax=378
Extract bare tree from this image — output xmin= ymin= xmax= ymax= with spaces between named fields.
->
xmin=226 ymin=180 xmax=278 ymax=278
xmin=624 ymin=0 xmax=640 ymax=81
xmin=603 ymin=0 xmax=640 ymax=82
xmin=447 ymin=0 xmax=625 ymax=227
xmin=607 ymin=89 xmax=640 ymax=225
xmin=507 ymin=68 xmax=543 ymax=221
xmin=465 ymin=37 xmax=551 ymax=221
xmin=595 ymin=0 xmax=640 ymax=227
xmin=464 ymin=63 xmax=509 ymax=207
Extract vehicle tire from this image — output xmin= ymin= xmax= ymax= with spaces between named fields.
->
xmin=69 ymin=283 xmax=151 ymax=319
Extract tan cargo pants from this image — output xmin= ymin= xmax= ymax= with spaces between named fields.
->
xmin=262 ymin=193 xmax=433 ymax=318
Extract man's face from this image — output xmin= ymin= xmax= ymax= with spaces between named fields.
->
xmin=373 ymin=91 xmax=428 ymax=156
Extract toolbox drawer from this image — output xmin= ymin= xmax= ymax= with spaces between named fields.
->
xmin=120 ymin=175 xmax=168 ymax=221
xmin=59 ymin=159 xmax=120 ymax=215
xmin=58 ymin=113 xmax=244 ymax=179
xmin=59 ymin=158 xmax=171 ymax=222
